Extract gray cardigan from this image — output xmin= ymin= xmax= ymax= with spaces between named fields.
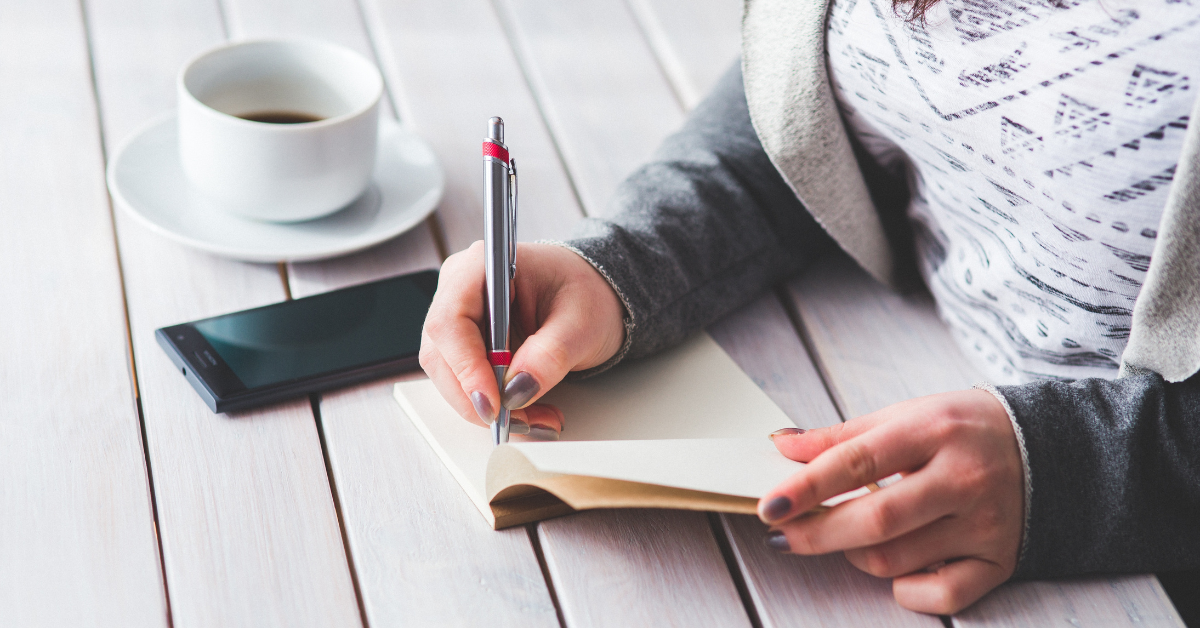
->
xmin=563 ymin=64 xmax=1200 ymax=579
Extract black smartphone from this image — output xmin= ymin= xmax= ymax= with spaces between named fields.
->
xmin=156 ymin=269 xmax=438 ymax=413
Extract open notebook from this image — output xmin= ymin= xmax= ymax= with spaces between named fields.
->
xmin=394 ymin=333 xmax=869 ymax=529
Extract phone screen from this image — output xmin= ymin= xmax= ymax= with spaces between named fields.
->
xmin=182 ymin=271 xmax=436 ymax=390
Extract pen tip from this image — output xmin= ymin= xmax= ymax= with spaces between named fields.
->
xmin=488 ymin=117 xmax=504 ymax=143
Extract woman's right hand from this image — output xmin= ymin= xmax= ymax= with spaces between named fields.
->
xmin=419 ymin=241 xmax=627 ymax=437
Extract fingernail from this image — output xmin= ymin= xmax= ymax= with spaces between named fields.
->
xmin=769 ymin=427 xmax=807 ymax=440
xmin=528 ymin=426 xmax=560 ymax=441
xmin=470 ymin=391 xmax=496 ymax=424
xmin=501 ymin=372 xmax=540 ymax=410
xmin=761 ymin=496 xmax=793 ymax=522
xmin=509 ymin=418 xmax=531 ymax=435
xmin=765 ymin=530 xmax=790 ymax=552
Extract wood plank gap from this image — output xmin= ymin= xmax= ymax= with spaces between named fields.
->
xmin=310 ymin=394 xmax=370 ymax=628
xmin=622 ymin=0 xmax=691 ymax=113
xmin=425 ymin=215 xmax=450 ymax=262
xmin=486 ymin=0 xmax=590 ymax=218
xmin=135 ymin=396 xmax=177 ymax=628
xmin=526 ymin=524 xmax=567 ymax=628
xmin=348 ymin=0 xmax=399 ymax=122
xmin=707 ymin=513 xmax=764 ymax=628
xmin=79 ymin=3 xmax=171 ymax=623
xmin=773 ymin=284 xmax=848 ymax=423
xmin=214 ymin=0 xmax=232 ymax=41
xmin=277 ymin=262 xmax=293 ymax=300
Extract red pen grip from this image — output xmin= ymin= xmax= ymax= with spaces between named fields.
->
xmin=488 ymin=351 xmax=512 ymax=367
xmin=482 ymin=141 xmax=509 ymax=163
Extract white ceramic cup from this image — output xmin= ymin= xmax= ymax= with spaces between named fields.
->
xmin=178 ymin=39 xmax=383 ymax=222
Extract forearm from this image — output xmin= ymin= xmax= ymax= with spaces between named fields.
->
xmin=562 ymin=62 xmax=832 ymax=371
xmin=997 ymin=369 xmax=1200 ymax=578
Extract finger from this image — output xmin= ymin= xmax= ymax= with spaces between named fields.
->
xmin=759 ymin=416 xmax=937 ymax=523
xmin=842 ymin=515 xmax=982 ymax=579
xmin=771 ymin=411 xmax=891 ymax=462
xmin=422 ymin=263 xmax=502 ymax=420
xmin=510 ymin=403 xmax=564 ymax=441
xmin=768 ymin=467 xmax=956 ymax=554
xmin=419 ymin=341 xmax=489 ymax=428
xmin=892 ymin=557 xmax=1009 ymax=615
xmin=501 ymin=308 xmax=591 ymax=411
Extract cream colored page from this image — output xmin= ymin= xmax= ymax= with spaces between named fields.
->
xmin=393 ymin=333 xmax=800 ymax=518
xmin=505 ymin=438 xmax=803 ymax=498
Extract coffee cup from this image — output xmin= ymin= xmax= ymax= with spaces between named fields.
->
xmin=178 ymin=39 xmax=383 ymax=222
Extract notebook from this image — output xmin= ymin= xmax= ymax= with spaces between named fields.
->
xmin=394 ymin=332 xmax=869 ymax=529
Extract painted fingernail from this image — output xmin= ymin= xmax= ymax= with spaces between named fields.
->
xmin=501 ymin=372 xmax=540 ymax=410
xmin=765 ymin=530 xmax=791 ymax=552
xmin=769 ymin=427 xmax=807 ymax=440
xmin=509 ymin=419 xmax=531 ymax=435
xmin=470 ymin=391 xmax=496 ymax=424
xmin=528 ymin=426 xmax=560 ymax=441
xmin=761 ymin=496 xmax=793 ymax=522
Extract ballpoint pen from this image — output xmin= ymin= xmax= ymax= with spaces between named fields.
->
xmin=483 ymin=116 xmax=517 ymax=446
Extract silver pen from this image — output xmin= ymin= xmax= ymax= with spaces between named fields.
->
xmin=483 ymin=116 xmax=517 ymax=446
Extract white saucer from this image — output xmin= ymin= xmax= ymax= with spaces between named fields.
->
xmin=107 ymin=114 xmax=444 ymax=262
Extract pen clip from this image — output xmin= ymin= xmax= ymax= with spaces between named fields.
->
xmin=508 ymin=158 xmax=518 ymax=279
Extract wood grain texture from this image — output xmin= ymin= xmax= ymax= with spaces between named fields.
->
xmin=786 ymin=253 xmax=982 ymax=416
xmin=723 ymin=515 xmax=943 ymax=628
xmin=315 ymin=380 xmax=560 ymax=627
xmin=954 ymin=577 xmax=1185 ymax=628
xmin=85 ymin=0 xmax=362 ymax=625
xmin=539 ymin=509 xmax=751 ymax=628
xmin=624 ymin=0 xmax=742 ymax=109
xmin=360 ymin=0 xmax=583 ymax=252
xmin=494 ymin=0 xmax=685 ymax=217
xmin=0 ymin=1 xmax=167 ymax=625
xmin=708 ymin=292 xmax=842 ymax=432
xmin=221 ymin=0 xmax=559 ymax=624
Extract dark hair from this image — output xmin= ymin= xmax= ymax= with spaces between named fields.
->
xmin=893 ymin=0 xmax=1066 ymax=23
xmin=892 ymin=0 xmax=941 ymax=23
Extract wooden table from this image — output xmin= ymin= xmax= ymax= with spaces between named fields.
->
xmin=0 ymin=0 xmax=1185 ymax=625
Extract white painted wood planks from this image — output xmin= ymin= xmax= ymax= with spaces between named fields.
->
xmin=0 ymin=1 xmax=166 ymax=625
xmin=85 ymin=0 xmax=362 ymax=624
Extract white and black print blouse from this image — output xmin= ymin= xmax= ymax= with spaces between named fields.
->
xmin=827 ymin=0 xmax=1200 ymax=383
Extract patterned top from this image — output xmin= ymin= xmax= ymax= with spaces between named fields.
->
xmin=826 ymin=0 xmax=1200 ymax=384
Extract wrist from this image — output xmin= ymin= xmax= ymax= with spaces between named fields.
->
xmin=538 ymin=239 xmax=635 ymax=377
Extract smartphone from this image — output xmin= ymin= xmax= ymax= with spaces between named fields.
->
xmin=156 ymin=269 xmax=438 ymax=413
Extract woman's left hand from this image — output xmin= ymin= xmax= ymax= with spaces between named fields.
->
xmin=758 ymin=389 xmax=1024 ymax=615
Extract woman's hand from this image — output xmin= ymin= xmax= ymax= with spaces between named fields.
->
xmin=419 ymin=242 xmax=626 ymax=436
xmin=759 ymin=389 xmax=1024 ymax=615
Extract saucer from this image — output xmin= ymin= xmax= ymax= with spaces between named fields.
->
xmin=107 ymin=114 xmax=444 ymax=262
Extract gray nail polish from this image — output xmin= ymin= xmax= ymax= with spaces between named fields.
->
xmin=509 ymin=419 xmax=531 ymax=435
xmin=501 ymin=372 xmax=540 ymax=410
xmin=762 ymin=496 xmax=792 ymax=522
xmin=527 ymin=426 xmax=560 ymax=441
xmin=470 ymin=391 xmax=496 ymax=424
xmin=765 ymin=530 xmax=790 ymax=552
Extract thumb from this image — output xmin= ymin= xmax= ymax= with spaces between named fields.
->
xmin=770 ymin=411 xmax=890 ymax=462
xmin=500 ymin=312 xmax=596 ymax=411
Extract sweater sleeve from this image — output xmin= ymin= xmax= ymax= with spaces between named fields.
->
xmin=996 ymin=368 xmax=1200 ymax=579
xmin=557 ymin=62 xmax=834 ymax=374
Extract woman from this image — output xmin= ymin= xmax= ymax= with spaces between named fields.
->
xmin=419 ymin=0 xmax=1200 ymax=614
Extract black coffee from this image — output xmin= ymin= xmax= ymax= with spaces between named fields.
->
xmin=238 ymin=111 xmax=324 ymax=124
